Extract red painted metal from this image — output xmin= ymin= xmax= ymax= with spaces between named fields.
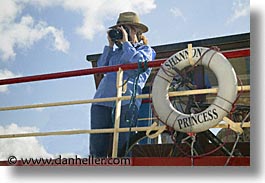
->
xmin=223 ymin=49 xmax=250 ymax=59
xmin=0 ymin=156 xmax=250 ymax=166
xmin=131 ymin=157 xmax=250 ymax=166
xmin=0 ymin=49 xmax=249 ymax=86
xmin=0 ymin=59 xmax=163 ymax=86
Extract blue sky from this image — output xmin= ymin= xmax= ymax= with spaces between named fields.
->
xmin=0 ymin=0 xmax=250 ymax=159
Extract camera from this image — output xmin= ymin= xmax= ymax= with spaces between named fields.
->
xmin=108 ymin=26 xmax=130 ymax=42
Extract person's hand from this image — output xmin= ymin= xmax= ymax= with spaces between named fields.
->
xmin=140 ymin=34 xmax=148 ymax=45
xmin=119 ymin=26 xmax=128 ymax=43
xmin=107 ymin=30 xmax=114 ymax=48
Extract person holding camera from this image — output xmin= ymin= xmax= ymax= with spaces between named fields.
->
xmin=90 ymin=12 xmax=156 ymax=157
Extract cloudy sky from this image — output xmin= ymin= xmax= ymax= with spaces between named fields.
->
xmin=0 ymin=0 xmax=250 ymax=160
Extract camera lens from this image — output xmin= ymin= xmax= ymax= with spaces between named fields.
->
xmin=108 ymin=26 xmax=131 ymax=42
xmin=108 ymin=29 xmax=123 ymax=41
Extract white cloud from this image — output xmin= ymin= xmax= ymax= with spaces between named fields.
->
xmin=0 ymin=0 xmax=70 ymax=61
xmin=227 ymin=0 xmax=250 ymax=24
xmin=170 ymin=7 xmax=186 ymax=22
xmin=46 ymin=26 xmax=70 ymax=53
xmin=0 ymin=69 xmax=22 ymax=93
xmin=26 ymin=0 xmax=156 ymax=40
xmin=0 ymin=0 xmax=156 ymax=61
xmin=0 ymin=123 xmax=82 ymax=160
xmin=0 ymin=123 xmax=53 ymax=160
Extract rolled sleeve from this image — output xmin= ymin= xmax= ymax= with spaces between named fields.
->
xmin=121 ymin=42 xmax=154 ymax=63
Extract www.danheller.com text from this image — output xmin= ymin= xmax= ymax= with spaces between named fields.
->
xmin=7 ymin=155 xmax=131 ymax=166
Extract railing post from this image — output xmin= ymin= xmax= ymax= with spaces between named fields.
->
xmin=112 ymin=67 xmax=123 ymax=157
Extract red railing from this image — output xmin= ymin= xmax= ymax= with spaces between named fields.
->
xmin=0 ymin=49 xmax=250 ymax=86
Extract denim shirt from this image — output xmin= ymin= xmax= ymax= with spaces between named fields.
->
xmin=93 ymin=41 xmax=156 ymax=109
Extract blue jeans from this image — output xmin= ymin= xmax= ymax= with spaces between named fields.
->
xmin=89 ymin=104 xmax=137 ymax=157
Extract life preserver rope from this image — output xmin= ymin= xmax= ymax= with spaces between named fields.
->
xmin=152 ymin=47 xmax=238 ymax=133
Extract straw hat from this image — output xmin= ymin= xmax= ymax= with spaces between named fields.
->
xmin=109 ymin=12 xmax=148 ymax=33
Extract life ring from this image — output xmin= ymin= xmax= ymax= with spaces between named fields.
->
xmin=152 ymin=47 xmax=238 ymax=133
